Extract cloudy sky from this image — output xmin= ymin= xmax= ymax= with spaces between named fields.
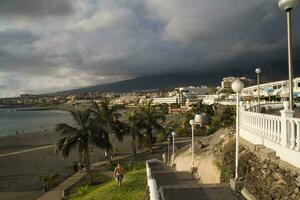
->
xmin=0 ymin=0 xmax=299 ymax=97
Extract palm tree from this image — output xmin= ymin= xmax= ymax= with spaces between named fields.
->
xmin=90 ymin=101 xmax=126 ymax=161
xmin=139 ymin=100 xmax=165 ymax=152
xmin=125 ymin=111 xmax=145 ymax=159
xmin=55 ymin=107 xmax=110 ymax=184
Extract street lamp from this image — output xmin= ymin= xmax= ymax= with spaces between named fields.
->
xmin=231 ymin=79 xmax=244 ymax=180
xmin=172 ymin=131 xmax=176 ymax=165
xmin=278 ymin=0 xmax=299 ymax=110
xmin=189 ymin=114 xmax=203 ymax=171
xmin=255 ymin=68 xmax=261 ymax=112
xmin=167 ymin=136 xmax=171 ymax=163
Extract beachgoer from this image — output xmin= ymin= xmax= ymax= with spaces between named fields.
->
xmin=113 ymin=163 xmax=124 ymax=187
xmin=162 ymin=152 xmax=166 ymax=163
xmin=104 ymin=150 xmax=109 ymax=161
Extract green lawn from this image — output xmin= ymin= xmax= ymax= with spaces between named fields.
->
xmin=66 ymin=168 xmax=146 ymax=200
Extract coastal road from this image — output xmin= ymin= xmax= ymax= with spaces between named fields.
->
xmin=0 ymin=145 xmax=54 ymax=158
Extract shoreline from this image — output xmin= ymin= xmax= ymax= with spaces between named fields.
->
xmin=0 ymin=130 xmax=133 ymax=192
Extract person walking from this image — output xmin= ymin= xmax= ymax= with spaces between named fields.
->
xmin=113 ymin=163 xmax=124 ymax=187
xmin=162 ymin=152 xmax=167 ymax=163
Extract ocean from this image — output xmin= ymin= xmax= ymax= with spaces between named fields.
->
xmin=0 ymin=107 xmax=73 ymax=137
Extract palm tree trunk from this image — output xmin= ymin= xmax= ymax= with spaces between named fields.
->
xmin=85 ymin=149 xmax=93 ymax=184
xmin=132 ymin=133 xmax=136 ymax=159
xmin=148 ymin=129 xmax=153 ymax=153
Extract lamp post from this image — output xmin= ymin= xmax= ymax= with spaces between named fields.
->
xmin=167 ymin=136 xmax=171 ymax=163
xmin=255 ymin=68 xmax=261 ymax=112
xmin=172 ymin=131 xmax=176 ymax=165
xmin=278 ymin=0 xmax=298 ymax=110
xmin=189 ymin=114 xmax=203 ymax=170
xmin=231 ymin=79 xmax=244 ymax=180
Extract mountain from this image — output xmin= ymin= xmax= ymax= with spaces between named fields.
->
xmin=51 ymin=69 xmax=292 ymax=95
xmin=52 ymin=73 xmax=224 ymax=95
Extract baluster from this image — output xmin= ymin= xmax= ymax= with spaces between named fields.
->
xmin=255 ymin=115 xmax=257 ymax=135
xmin=276 ymin=119 xmax=280 ymax=143
xmin=296 ymin=121 xmax=300 ymax=151
xmin=271 ymin=118 xmax=275 ymax=142
xmin=266 ymin=117 xmax=269 ymax=139
xmin=290 ymin=120 xmax=296 ymax=150
xmin=260 ymin=116 xmax=262 ymax=137
xmin=267 ymin=117 xmax=270 ymax=139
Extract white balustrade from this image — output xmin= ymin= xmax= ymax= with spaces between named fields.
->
xmin=239 ymin=101 xmax=300 ymax=168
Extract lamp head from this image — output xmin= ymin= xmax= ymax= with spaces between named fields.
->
xmin=255 ymin=68 xmax=261 ymax=74
xmin=189 ymin=119 xmax=195 ymax=126
xmin=194 ymin=114 xmax=203 ymax=124
xmin=231 ymin=79 xmax=244 ymax=93
xmin=172 ymin=131 xmax=176 ymax=136
xmin=278 ymin=0 xmax=299 ymax=11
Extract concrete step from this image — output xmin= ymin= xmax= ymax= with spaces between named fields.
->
xmin=159 ymin=184 xmax=238 ymax=200
xmin=153 ymin=171 xmax=198 ymax=189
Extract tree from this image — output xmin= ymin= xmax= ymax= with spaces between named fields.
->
xmin=125 ymin=111 xmax=145 ymax=159
xmin=55 ymin=107 xmax=109 ymax=184
xmin=139 ymin=100 xmax=165 ymax=152
xmin=90 ymin=101 xmax=126 ymax=161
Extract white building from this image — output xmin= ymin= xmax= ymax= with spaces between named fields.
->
xmin=242 ymin=77 xmax=300 ymax=98
xmin=152 ymin=95 xmax=184 ymax=104
xmin=177 ymin=86 xmax=209 ymax=96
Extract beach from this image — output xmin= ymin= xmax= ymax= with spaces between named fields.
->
xmin=0 ymin=130 xmax=133 ymax=192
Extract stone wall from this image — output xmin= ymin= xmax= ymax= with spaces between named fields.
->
xmin=216 ymin=136 xmax=300 ymax=200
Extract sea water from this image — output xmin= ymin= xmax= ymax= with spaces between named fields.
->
xmin=0 ymin=107 xmax=72 ymax=137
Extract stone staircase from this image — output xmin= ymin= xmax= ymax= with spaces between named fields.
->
xmin=147 ymin=160 xmax=239 ymax=200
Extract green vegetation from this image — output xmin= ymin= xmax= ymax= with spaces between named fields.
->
xmin=215 ymin=162 xmax=233 ymax=182
xmin=66 ymin=168 xmax=146 ymax=200
xmin=193 ymin=100 xmax=235 ymax=135
xmin=138 ymin=100 xmax=166 ymax=152
xmin=65 ymin=171 xmax=112 ymax=196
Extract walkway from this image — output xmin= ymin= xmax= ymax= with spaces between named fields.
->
xmin=148 ymin=161 xmax=238 ymax=200
xmin=37 ymin=154 xmax=130 ymax=200
xmin=0 ymin=145 xmax=54 ymax=158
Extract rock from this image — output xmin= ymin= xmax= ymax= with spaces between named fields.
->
xmin=295 ymin=187 xmax=299 ymax=193
xmin=195 ymin=141 xmax=204 ymax=150
xmin=276 ymin=178 xmax=287 ymax=186
xmin=273 ymin=172 xmax=283 ymax=180
xmin=291 ymin=170 xmax=297 ymax=177
xmin=262 ymin=164 xmax=268 ymax=169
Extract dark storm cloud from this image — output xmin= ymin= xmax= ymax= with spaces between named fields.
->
xmin=0 ymin=0 xmax=300 ymax=97
xmin=0 ymin=0 xmax=73 ymax=17
xmin=0 ymin=29 xmax=40 ymax=45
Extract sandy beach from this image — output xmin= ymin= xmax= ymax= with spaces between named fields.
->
xmin=0 ymin=130 xmax=133 ymax=192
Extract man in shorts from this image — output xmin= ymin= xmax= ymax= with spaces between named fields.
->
xmin=113 ymin=163 xmax=124 ymax=187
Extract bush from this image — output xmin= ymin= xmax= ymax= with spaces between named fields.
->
xmin=77 ymin=185 xmax=90 ymax=196
xmin=156 ymin=132 xmax=166 ymax=142
xmin=175 ymin=126 xmax=190 ymax=137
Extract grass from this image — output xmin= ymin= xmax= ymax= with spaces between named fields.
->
xmin=66 ymin=168 xmax=146 ymax=200
xmin=65 ymin=171 xmax=112 ymax=196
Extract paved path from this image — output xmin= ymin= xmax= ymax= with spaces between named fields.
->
xmin=0 ymin=145 xmax=54 ymax=158
xmin=36 ymin=154 xmax=130 ymax=200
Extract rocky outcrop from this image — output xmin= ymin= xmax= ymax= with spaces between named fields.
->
xmin=219 ymin=137 xmax=300 ymax=200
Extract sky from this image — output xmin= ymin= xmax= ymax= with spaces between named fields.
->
xmin=0 ymin=0 xmax=300 ymax=97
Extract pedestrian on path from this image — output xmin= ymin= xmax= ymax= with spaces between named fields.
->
xmin=113 ymin=163 xmax=124 ymax=187
xmin=162 ymin=152 xmax=166 ymax=163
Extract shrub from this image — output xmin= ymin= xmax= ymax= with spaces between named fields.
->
xmin=77 ymin=185 xmax=90 ymax=196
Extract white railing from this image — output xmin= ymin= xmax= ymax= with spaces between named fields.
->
xmin=240 ymin=111 xmax=282 ymax=145
xmin=239 ymin=101 xmax=300 ymax=168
